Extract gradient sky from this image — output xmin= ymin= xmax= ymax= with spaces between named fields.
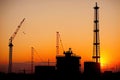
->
xmin=0 ymin=0 xmax=120 ymax=73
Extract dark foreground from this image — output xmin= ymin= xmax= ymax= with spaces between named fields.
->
xmin=0 ymin=72 xmax=120 ymax=80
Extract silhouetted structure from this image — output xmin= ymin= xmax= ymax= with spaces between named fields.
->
xmin=83 ymin=2 xmax=101 ymax=80
xmin=84 ymin=62 xmax=101 ymax=80
xmin=35 ymin=66 xmax=55 ymax=75
xmin=8 ymin=18 xmax=25 ymax=73
xmin=84 ymin=62 xmax=100 ymax=75
xmin=92 ymin=2 xmax=100 ymax=63
xmin=56 ymin=48 xmax=81 ymax=79
xmin=2 ymin=2 xmax=120 ymax=80
xmin=35 ymin=66 xmax=56 ymax=80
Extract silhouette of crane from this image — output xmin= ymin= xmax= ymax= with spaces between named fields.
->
xmin=8 ymin=18 xmax=25 ymax=73
xmin=31 ymin=47 xmax=34 ymax=74
xmin=31 ymin=46 xmax=44 ymax=73
xmin=56 ymin=32 xmax=65 ymax=55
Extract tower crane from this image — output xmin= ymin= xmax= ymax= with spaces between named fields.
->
xmin=8 ymin=18 xmax=25 ymax=73
xmin=56 ymin=32 xmax=65 ymax=55
xmin=31 ymin=47 xmax=34 ymax=74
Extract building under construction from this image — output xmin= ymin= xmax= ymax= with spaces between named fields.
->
xmin=56 ymin=48 xmax=81 ymax=79
xmin=35 ymin=48 xmax=81 ymax=80
xmin=34 ymin=2 xmax=101 ymax=80
xmin=5 ymin=2 xmax=106 ymax=80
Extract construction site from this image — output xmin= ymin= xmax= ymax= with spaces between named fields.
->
xmin=0 ymin=2 xmax=120 ymax=80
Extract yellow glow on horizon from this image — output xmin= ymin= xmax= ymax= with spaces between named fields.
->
xmin=100 ymin=52 xmax=109 ymax=69
xmin=100 ymin=57 xmax=107 ymax=67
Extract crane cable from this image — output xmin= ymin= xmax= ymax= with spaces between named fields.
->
xmin=59 ymin=33 xmax=65 ymax=52
xmin=33 ymin=47 xmax=43 ymax=62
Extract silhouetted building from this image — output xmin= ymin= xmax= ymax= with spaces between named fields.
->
xmin=84 ymin=62 xmax=101 ymax=80
xmin=35 ymin=66 xmax=55 ymax=80
xmin=56 ymin=48 xmax=81 ymax=79
xmin=35 ymin=66 xmax=55 ymax=74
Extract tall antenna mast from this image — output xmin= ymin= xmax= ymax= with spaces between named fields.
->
xmin=92 ymin=2 xmax=100 ymax=63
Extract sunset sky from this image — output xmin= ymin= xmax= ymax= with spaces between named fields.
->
xmin=0 ymin=0 xmax=120 ymax=73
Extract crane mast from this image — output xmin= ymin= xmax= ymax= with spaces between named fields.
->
xmin=56 ymin=32 xmax=64 ymax=55
xmin=31 ymin=47 xmax=34 ymax=74
xmin=56 ymin=32 xmax=59 ymax=55
xmin=8 ymin=18 xmax=25 ymax=73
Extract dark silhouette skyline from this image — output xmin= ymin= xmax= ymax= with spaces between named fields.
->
xmin=0 ymin=1 xmax=120 ymax=80
xmin=0 ymin=48 xmax=120 ymax=80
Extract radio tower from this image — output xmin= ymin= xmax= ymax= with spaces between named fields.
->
xmin=92 ymin=2 xmax=100 ymax=63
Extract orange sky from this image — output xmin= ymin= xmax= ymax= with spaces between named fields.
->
xmin=0 ymin=0 xmax=120 ymax=73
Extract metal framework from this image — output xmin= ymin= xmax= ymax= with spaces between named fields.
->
xmin=8 ymin=18 xmax=25 ymax=73
xmin=56 ymin=32 xmax=64 ymax=55
xmin=92 ymin=3 xmax=100 ymax=63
